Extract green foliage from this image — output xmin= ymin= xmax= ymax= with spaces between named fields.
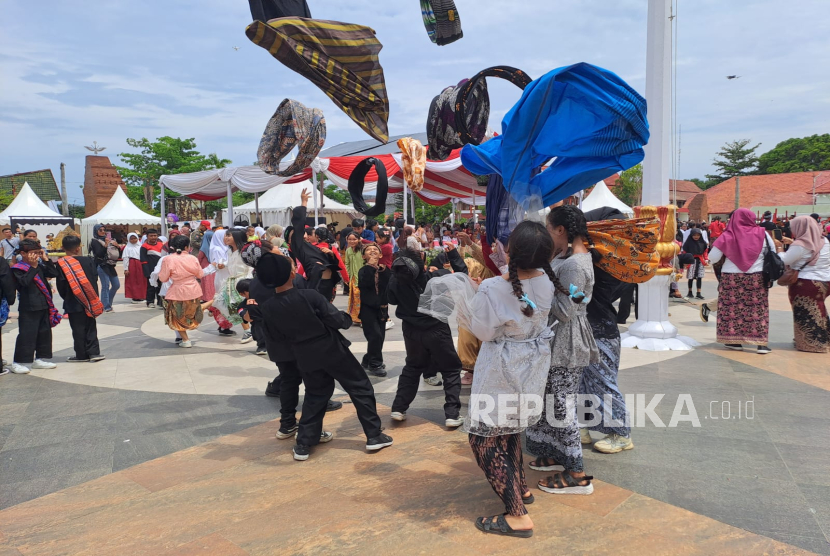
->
xmin=324 ymin=183 xmax=353 ymax=206
xmin=0 ymin=191 xmax=14 ymax=212
xmin=705 ymin=139 xmax=761 ymax=182
xmin=615 ymin=164 xmax=643 ymax=208
xmin=688 ymin=178 xmax=720 ymax=190
xmin=412 ymin=196 xmax=452 ymax=225
xmin=117 ymin=137 xmax=231 ymax=212
xmin=757 ymin=134 xmax=830 ymax=174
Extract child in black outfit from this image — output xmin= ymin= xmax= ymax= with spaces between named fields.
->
xmin=387 ymin=246 xmax=467 ymax=428
xmin=56 ymin=235 xmax=105 ymax=363
xmin=10 ymin=239 xmax=60 ymax=374
xmin=0 ymin=256 xmax=16 ymax=375
xmin=358 ymin=243 xmax=391 ymax=377
xmin=256 ymin=252 xmax=392 ymax=461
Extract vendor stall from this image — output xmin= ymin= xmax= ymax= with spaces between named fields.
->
xmin=80 ymin=187 xmax=161 ymax=249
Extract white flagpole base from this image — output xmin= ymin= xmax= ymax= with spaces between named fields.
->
xmin=620 ymin=275 xmax=700 ymax=351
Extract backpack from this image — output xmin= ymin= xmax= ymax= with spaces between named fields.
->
xmin=98 ymin=239 xmax=120 ymax=266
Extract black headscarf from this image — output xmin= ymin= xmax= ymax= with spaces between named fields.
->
xmin=683 ymin=230 xmax=708 ymax=256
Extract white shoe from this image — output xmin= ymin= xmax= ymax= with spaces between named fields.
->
xmin=593 ymin=434 xmax=634 ymax=454
xmin=445 ymin=417 xmax=464 ymax=428
xmin=147 ymin=303 xmax=155 ymax=309
xmin=131 ymin=300 xmax=144 ymax=304
xmin=385 ymin=320 xmax=395 ymax=330
xmin=294 ymin=430 xmax=335 ymax=443
xmin=10 ymin=363 xmax=30 ymax=374
xmin=423 ymin=376 xmax=442 ymax=387
xmin=580 ymin=428 xmax=593 ymax=445
xmin=240 ymin=331 xmax=253 ymax=344
xmin=32 ymin=359 xmax=57 ymax=369
xmin=179 ymin=340 xmax=193 ymax=348
xmin=390 ymin=411 xmax=407 ymax=421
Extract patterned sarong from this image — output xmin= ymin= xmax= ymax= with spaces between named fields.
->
xmin=587 ymin=218 xmax=660 ymax=284
xmin=246 ymin=18 xmax=389 ymax=142
xmin=57 ymin=256 xmax=104 ymax=318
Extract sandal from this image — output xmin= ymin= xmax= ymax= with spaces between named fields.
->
xmin=522 ymin=493 xmax=534 ymax=505
xmin=538 ymin=472 xmax=594 ymax=495
xmin=475 ymin=514 xmax=533 ymax=538
xmin=528 ymin=457 xmax=564 ymax=472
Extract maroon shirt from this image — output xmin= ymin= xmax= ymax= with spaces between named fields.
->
xmin=379 ymin=242 xmax=393 ymax=267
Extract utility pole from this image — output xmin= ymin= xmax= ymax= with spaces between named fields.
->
xmin=60 ymin=162 xmax=68 ymax=216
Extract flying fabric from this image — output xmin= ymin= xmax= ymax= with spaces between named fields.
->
xmin=348 ymin=157 xmax=389 ymax=218
xmin=587 ymin=217 xmax=660 ymax=284
xmin=246 ymin=18 xmax=390 ymax=143
xmin=396 ymin=137 xmax=426 ymax=192
xmin=427 ymin=66 xmax=532 ymax=161
xmin=248 ymin=0 xmax=311 ymax=21
xmin=258 ymin=98 xmax=326 ymax=177
xmin=461 ymin=62 xmax=649 ymax=208
xmin=421 ymin=0 xmax=463 ymax=46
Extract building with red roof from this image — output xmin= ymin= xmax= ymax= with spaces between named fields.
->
xmin=703 ymin=171 xmax=830 ymax=218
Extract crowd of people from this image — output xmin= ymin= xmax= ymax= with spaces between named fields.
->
xmin=1 ymin=198 xmax=828 ymax=538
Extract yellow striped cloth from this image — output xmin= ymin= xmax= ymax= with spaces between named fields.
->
xmin=246 ymin=17 xmax=389 ymax=143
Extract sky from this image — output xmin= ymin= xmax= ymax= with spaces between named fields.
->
xmin=1 ymin=0 xmax=829 ymax=205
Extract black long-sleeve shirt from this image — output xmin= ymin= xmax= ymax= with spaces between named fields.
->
xmin=56 ymin=256 xmax=99 ymax=314
xmin=260 ymin=287 xmax=352 ymax=371
xmin=140 ymin=244 xmax=164 ymax=278
xmin=0 ymin=257 xmax=16 ymax=308
xmin=12 ymin=260 xmax=59 ymax=312
xmin=357 ymin=265 xmax=390 ymax=311
xmin=88 ymin=238 xmax=118 ymax=277
xmin=387 ymin=249 xmax=467 ymax=329
xmin=290 ymin=205 xmax=331 ymax=291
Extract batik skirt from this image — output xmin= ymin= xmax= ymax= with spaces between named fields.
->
xmin=579 ymin=334 xmax=630 ymax=436
xmin=788 ymin=279 xmax=830 ymax=353
xmin=347 ymin=275 xmax=361 ymax=323
xmin=164 ymin=298 xmax=204 ymax=332
xmin=716 ymin=272 xmax=768 ymax=345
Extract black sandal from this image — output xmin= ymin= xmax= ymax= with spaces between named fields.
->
xmin=538 ymin=472 xmax=594 ymax=495
xmin=522 ymin=492 xmax=534 ymax=505
xmin=475 ymin=514 xmax=533 ymax=538
xmin=528 ymin=457 xmax=564 ymax=472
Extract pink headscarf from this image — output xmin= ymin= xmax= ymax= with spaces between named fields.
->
xmin=712 ymin=208 xmax=767 ymax=272
xmin=789 ymin=216 xmax=824 ymax=267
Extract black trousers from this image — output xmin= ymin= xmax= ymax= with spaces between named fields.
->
xmin=68 ymin=312 xmax=100 ymax=359
xmin=252 ymin=321 xmax=267 ymax=351
xmin=392 ymin=321 xmax=462 ymax=419
xmin=296 ymin=347 xmax=382 ymax=447
xmin=14 ymin=310 xmax=52 ymax=364
xmin=276 ymin=360 xmax=303 ymax=430
xmin=146 ymin=278 xmax=162 ymax=305
xmin=617 ymin=284 xmax=637 ymax=324
xmin=359 ymin=306 xmax=385 ymax=369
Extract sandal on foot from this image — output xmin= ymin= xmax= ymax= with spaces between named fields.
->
xmin=538 ymin=472 xmax=594 ymax=495
xmin=475 ymin=514 xmax=533 ymax=538
xmin=528 ymin=457 xmax=564 ymax=472
xmin=522 ymin=493 xmax=534 ymax=505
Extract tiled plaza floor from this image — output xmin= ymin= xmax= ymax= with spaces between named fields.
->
xmin=1 ymin=273 xmax=829 ymax=554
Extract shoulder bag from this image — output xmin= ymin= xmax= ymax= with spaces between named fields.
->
xmin=762 ymin=239 xmax=784 ymax=288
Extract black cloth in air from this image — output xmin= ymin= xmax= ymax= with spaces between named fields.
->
xmin=248 ymin=0 xmax=310 ymax=21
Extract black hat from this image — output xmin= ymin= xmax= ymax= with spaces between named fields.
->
xmin=255 ymin=253 xmax=293 ymax=288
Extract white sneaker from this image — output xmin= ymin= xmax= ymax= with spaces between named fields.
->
xmin=390 ymin=411 xmax=407 ymax=421
xmin=445 ymin=417 xmax=464 ymax=428
xmin=385 ymin=320 xmax=395 ymax=330
xmin=240 ymin=331 xmax=253 ymax=344
xmin=424 ymin=376 xmax=442 ymax=387
xmin=131 ymin=300 xmax=144 ymax=304
xmin=179 ymin=340 xmax=193 ymax=348
xmin=580 ymin=428 xmax=593 ymax=445
xmin=32 ymin=359 xmax=57 ymax=369
xmin=147 ymin=303 xmax=155 ymax=309
xmin=593 ymin=434 xmax=634 ymax=454
xmin=10 ymin=363 xmax=30 ymax=374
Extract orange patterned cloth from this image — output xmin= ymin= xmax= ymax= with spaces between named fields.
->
xmin=587 ymin=217 xmax=660 ymax=284
xmin=396 ymin=137 xmax=426 ymax=192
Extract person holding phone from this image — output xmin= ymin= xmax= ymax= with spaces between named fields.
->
xmin=89 ymin=225 xmax=121 ymax=312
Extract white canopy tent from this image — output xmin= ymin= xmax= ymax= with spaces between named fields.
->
xmin=80 ymin=187 xmax=161 ymax=246
xmin=221 ymin=181 xmax=358 ymax=229
xmin=581 ymin=181 xmax=634 ymax=216
xmin=0 ymin=182 xmax=64 ymax=224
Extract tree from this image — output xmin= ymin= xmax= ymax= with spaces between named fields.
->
xmin=705 ymin=139 xmax=761 ymax=182
xmin=615 ymin=164 xmax=643 ymax=208
xmin=0 ymin=191 xmax=14 ymax=212
xmin=324 ymin=184 xmax=353 ymax=206
xmin=117 ymin=137 xmax=231 ymax=212
xmin=688 ymin=178 xmax=720 ymax=190
xmin=757 ymin=134 xmax=830 ymax=174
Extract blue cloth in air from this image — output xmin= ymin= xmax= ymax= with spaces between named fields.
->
xmin=461 ymin=62 xmax=649 ymax=207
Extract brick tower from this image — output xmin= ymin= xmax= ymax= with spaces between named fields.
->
xmin=83 ymin=156 xmax=127 ymax=216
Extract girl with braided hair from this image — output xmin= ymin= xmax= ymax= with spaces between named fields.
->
xmin=464 ymin=221 xmax=560 ymax=537
xmin=526 ymin=205 xmax=600 ymax=496
xmin=357 ymin=242 xmax=390 ymax=376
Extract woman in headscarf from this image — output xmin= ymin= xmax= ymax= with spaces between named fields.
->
xmin=265 ymin=225 xmax=285 ymax=248
xmin=682 ymin=228 xmax=708 ymax=299
xmin=206 ymin=229 xmax=235 ymax=336
xmin=199 ymin=229 xmax=215 ymax=299
xmin=122 ymin=233 xmax=146 ymax=303
xmin=213 ymin=229 xmax=253 ymax=342
xmin=776 ymin=216 xmax=830 ymax=352
xmin=709 ymin=208 xmax=776 ymax=354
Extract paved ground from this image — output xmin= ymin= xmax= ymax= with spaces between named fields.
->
xmin=1 ymin=272 xmax=829 ymax=555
